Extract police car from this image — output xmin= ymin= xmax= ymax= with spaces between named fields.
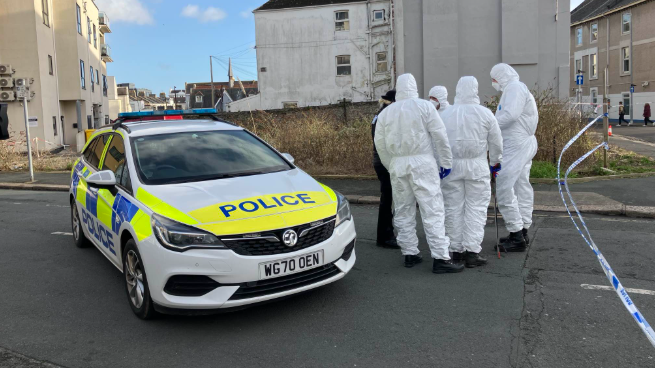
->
xmin=69 ymin=109 xmax=356 ymax=319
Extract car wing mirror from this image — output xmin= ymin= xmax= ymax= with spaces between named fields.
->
xmin=282 ymin=153 xmax=295 ymax=165
xmin=86 ymin=170 xmax=117 ymax=189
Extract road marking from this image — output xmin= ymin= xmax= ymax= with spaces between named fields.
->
xmin=51 ymin=232 xmax=73 ymax=236
xmin=45 ymin=204 xmax=68 ymax=208
xmin=581 ymin=284 xmax=655 ymax=296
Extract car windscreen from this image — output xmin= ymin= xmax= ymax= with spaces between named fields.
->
xmin=131 ymin=130 xmax=292 ymax=185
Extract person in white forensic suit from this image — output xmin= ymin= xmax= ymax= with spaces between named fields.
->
xmin=374 ymin=73 xmax=464 ymax=273
xmin=440 ymin=76 xmax=503 ymax=267
xmin=428 ymin=86 xmax=451 ymax=113
xmin=490 ymin=63 xmax=539 ymax=252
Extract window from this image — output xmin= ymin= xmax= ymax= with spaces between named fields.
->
xmin=590 ymin=53 xmax=598 ymax=79
xmin=576 ymin=27 xmax=582 ymax=46
xmin=80 ymin=60 xmax=85 ymax=89
xmin=336 ymin=55 xmax=351 ymax=76
xmin=42 ymin=0 xmax=49 ymax=27
xmin=590 ymin=88 xmax=598 ymax=106
xmin=335 ymin=11 xmax=349 ymax=31
xmin=93 ymin=24 xmax=97 ymax=48
xmin=283 ymin=102 xmax=298 ymax=108
xmin=87 ymin=115 xmax=93 ymax=130
xmin=623 ymin=93 xmax=631 ymax=116
xmin=376 ymin=52 xmax=387 ymax=73
xmin=623 ymin=12 xmax=631 ymax=34
xmin=48 ymin=55 xmax=53 ymax=75
xmin=195 ymin=95 xmax=203 ymax=103
xmin=76 ymin=4 xmax=82 ymax=34
xmin=52 ymin=116 xmax=57 ymax=136
xmin=373 ymin=10 xmax=384 ymax=21
xmin=101 ymin=135 xmax=130 ymax=190
xmin=96 ymin=70 xmax=99 ymax=85
xmin=132 ymin=131 xmax=293 ymax=185
xmin=590 ymin=22 xmax=598 ymax=43
xmin=87 ymin=17 xmax=91 ymax=43
xmin=83 ymin=135 xmax=107 ymax=169
xmin=102 ymin=75 xmax=107 ymax=96
xmin=622 ymin=46 xmax=630 ymax=74
xmin=90 ymin=66 xmax=95 ymax=92
xmin=574 ymin=58 xmax=582 ymax=76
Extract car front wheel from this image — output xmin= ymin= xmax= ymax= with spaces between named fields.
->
xmin=123 ymin=239 xmax=156 ymax=319
xmin=71 ymin=200 xmax=90 ymax=248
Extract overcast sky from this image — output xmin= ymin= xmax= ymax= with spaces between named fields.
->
xmin=571 ymin=0 xmax=585 ymax=10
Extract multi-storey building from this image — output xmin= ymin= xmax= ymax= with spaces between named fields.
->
xmin=0 ymin=0 xmax=113 ymax=151
xmin=571 ymin=0 xmax=655 ymax=121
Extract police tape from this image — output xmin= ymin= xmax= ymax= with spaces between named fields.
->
xmin=557 ymin=114 xmax=655 ymax=348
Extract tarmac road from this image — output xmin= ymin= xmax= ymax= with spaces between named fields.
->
xmin=1 ymin=189 xmax=655 ymax=367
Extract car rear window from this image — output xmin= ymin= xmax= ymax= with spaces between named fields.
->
xmin=131 ymin=130 xmax=292 ymax=185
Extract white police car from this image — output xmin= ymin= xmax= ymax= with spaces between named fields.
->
xmin=69 ymin=109 xmax=356 ymax=319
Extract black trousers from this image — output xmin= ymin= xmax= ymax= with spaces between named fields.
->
xmin=374 ymin=162 xmax=395 ymax=243
xmin=645 ymin=117 xmax=652 ymax=126
xmin=619 ymin=114 xmax=626 ymax=124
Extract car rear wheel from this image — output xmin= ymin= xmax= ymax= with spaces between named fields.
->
xmin=71 ymin=200 xmax=90 ymax=248
xmin=123 ymin=240 xmax=156 ymax=319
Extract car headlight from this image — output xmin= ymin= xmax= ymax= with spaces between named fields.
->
xmin=151 ymin=213 xmax=227 ymax=252
xmin=335 ymin=191 xmax=352 ymax=227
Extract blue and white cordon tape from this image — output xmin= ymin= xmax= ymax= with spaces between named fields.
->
xmin=558 ymin=114 xmax=655 ymax=348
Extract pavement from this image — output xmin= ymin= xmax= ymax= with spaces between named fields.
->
xmin=1 ymin=189 xmax=655 ymax=367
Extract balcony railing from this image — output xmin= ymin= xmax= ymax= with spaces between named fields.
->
xmin=101 ymin=44 xmax=113 ymax=62
xmin=99 ymin=11 xmax=111 ymax=33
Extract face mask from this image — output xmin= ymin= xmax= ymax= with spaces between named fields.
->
xmin=430 ymin=99 xmax=440 ymax=110
xmin=492 ymin=81 xmax=502 ymax=92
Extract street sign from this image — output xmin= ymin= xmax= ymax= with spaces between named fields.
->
xmin=631 ymin=85 xmax=635 ymax=93
xmin=576 ymin=74 xmax=584 ymax=85
xmin=28 ymin=116 xmax=38 ymax=127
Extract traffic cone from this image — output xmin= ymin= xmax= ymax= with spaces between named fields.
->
xmin=609 ymin=125 xmax=613 ymax=136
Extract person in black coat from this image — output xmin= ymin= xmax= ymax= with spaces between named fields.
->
xmin=372 ymin=90 xmax=399 ymax=249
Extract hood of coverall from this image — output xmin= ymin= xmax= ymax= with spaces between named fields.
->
xmin=395 ymin=74 xmax=419 ymax=101
xmin=429 ymin=86 xmax=450 ymax=111
xmin=454 ymin=76 xmax=481 ymax=105
xmin=490 ymin=63 xmax=520 ymax=92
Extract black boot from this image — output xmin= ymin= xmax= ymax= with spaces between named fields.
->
xmin=496 ymin=231 xmax=527 ymax=252
xmin=451 ymin=252 xmax=466 ymax=264
xmin=500 ymin=229 xmax=530 ymax=246
xmin=432 ymin=259 xmax=465 ymax=274
xmin=465 ymin=252 xmax=488 ymax=268
xmin=377 ymin=238 xmax=400 ymax=249
xmin=404 ymin=254 xmax=423 ymax=268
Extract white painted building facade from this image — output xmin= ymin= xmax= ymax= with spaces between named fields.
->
xmin=230 ymin=0 xmax=392 ymax=111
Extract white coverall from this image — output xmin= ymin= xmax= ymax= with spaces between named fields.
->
xmin=440 ymin=76 xmax=503 ymax=254
xmin=490 ymin=63 xmax=539 ymax=233
xmin=374 ymin=74 xmax=453 ymax=260
xmin=429 ymin=86 xmax=451 ymax=113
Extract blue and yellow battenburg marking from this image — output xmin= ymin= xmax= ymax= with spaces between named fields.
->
xmin=111 ymin=193 xmax=139 ymax=235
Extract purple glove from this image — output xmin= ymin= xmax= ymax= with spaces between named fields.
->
xmin=490 ymin=163 xmax=501 ymax=178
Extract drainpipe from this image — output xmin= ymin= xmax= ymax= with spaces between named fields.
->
xmin=49 ymin=0 xmax=64 ymax=146
xmin=366 ymin=0 xmax=373 ymax=100
xmin=389 ymin=0 xmax=395 ymax=88
xmin=630 ymin=16 xmax=634 ymax=125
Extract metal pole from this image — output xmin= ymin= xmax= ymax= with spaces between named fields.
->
xmin=210 ymin=56 xmax=215 ymax=108
xmin=630 ymin=21 xmax=634 ymax=125
xmin=604 ymin=67 xmax=609 ymax=168
xmin=22 ymin=97 xmax=34 ymax=182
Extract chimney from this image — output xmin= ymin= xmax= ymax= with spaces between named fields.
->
xmin=149 ymin=93 xmax=156 ymax=98
xmin=138 ymin=91 xmax=145 ymax=97
xmin=117 ymin=87 xmax=128 ymax=95
xmin=130 ymin=90 xmax=137 ymax=98
xmin=160 ymin=92 xmax=166 ymax=99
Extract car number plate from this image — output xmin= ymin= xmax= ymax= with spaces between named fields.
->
xmin=259 ymin=250 xmax=324 ymax=280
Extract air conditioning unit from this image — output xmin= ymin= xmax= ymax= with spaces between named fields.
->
xmin=0 ymin=91 xmax=15 ymax=101
xmin=0 ymin=77 xmax=13 ymax=88
xmin=14 ymin=78 xmax=27 ymax=87
xmin=0 ymin=64 xmax=12 ymax=75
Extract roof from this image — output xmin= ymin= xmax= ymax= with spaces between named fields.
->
xmin=256 ymin=0 xmax=364 ymax=11
xmin=129 ymin=95 xmax=168 ymax=105
xmin=571 ymin=0 xmax=642 ymax=24
xmin=123 ymin=120 xmax=242 ymax=137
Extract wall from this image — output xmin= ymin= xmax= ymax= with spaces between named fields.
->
xmin=570 ymin=1 xmax=655 ymax=120
xmin=394 ymin=0 xmax=570 ymax=102
xmin=253 ymin=0 xmax=392 ymax=110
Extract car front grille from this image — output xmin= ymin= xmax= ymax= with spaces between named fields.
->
xmin=221 ymin=216 xmax=336 ymax=256
xmin=228 ymin=263 xmax=342 ymax=301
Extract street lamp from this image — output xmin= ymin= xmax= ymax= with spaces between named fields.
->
xmin=171 ymin=86 xmax=183 ymax=110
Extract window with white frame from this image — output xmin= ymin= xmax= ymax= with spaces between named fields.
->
xmin=575 ymin=58 xmax=582 ymax=76
xmin=373 ymin=10 xmax=384 ymax=21
xmin=576 ymin=27 xmax=582 ymax=46
xmin=590 ymin=53 xmax=598 ymax=79
xmin=590 ymin=22 xmax=598 ymax=43
xmin=195 ymin=95 xmax=203 ymax=103
xmin=42 ymin=0 xmax=49 ymax=27
xmin=87 ymin=16 xmax=91 ymax=43
xmin=336 ymin=55 xmax=351 ymax=76
xmin=80 ymin=60 xmax=85 ymax=89
xmin=335 ymin=11 xmax=349 ymax=31
xmin=622 ymin=12 xmax=631 ymax=34
xmin=376 ymin=52 xmax=387 ymax=73
xmin=76 ymin=4 xmax=82 ymax=34
xmin=590 ymin=88 xmax=598 ymax=106
xmin=622 ymin=46 xmax=630 ymax=74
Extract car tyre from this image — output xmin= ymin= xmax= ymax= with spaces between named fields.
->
xmin=123 ymin=240 xmax=156 ymax=320
xmin=71 ymin=200 xmax=90 ymax=248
